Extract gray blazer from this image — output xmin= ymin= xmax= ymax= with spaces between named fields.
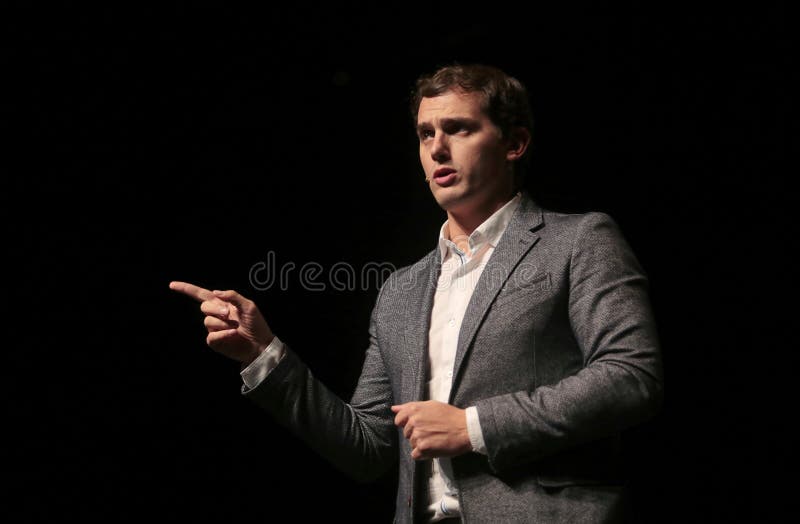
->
xmin=242 ymin=193 xmax=663 ymax=523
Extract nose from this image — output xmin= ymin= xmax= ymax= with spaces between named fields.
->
xmin=430 ymin=132 xmax=450 ymax=163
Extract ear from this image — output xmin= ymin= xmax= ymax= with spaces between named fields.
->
xmin=505 ymin=126 xmax=531 ymax=162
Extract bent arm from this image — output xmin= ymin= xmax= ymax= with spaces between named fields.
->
xmin=474 ymin=213 xmax=664 ymax=473
xmin=241 ymin=293 xmax=398 ymax=483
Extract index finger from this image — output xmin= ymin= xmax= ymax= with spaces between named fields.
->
xmin=391 ymin=402 xmax=418 ymax=413
xmin=169 ymin=281 xmax=214 ymax=303
xmin=391 ymin=404 xmax=411 ymax=427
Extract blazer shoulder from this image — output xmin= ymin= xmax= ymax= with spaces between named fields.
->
xmin=374 ymin=248 xmax=437 ymax=302
xmin=552 ymin=210 xmax=646 ymax=279
xmin=540 ymin=208 xmax=619 ymax=231
xmin=532 ymin=209 xmax=637 ymax=270
xmin=515 ymin=193 xmax=620 ymax=234
xmin=530 ymin=207 xmax=617 ymax=244
xmin=382 ymin=249 xmax=437 ymax=283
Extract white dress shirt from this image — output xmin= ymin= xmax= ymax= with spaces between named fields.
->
xmin=421 ymin=192 xmax=521 ymax=521
xmin=239 ymin=192 xmax=522 ymax=522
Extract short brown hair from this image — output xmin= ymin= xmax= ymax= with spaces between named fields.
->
xmin=410 ymin=63 xmax=534 ymax=188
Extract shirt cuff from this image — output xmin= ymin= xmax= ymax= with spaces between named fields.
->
xmin=240 ymin=336 xmax=286 ymax=390
xmin=465 ymin=406 xmax=487 ymax=455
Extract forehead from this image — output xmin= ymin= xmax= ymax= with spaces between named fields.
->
xmin=417 ymin=90 xmax=488 ymax=123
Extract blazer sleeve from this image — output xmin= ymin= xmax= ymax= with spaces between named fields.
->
xmin=240 ymin=283 xmax=398 ymax=482
xmin=474 ymin=212 xmax=664 ymax=473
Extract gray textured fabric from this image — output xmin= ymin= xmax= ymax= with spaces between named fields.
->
xmin=242 ymin=193 xmax=663 ymax=523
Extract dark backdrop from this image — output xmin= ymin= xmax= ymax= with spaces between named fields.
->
xmin=10 ymin=3 xmax=785 ymax=521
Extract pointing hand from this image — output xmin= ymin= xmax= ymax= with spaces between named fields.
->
xmin=169 ymin=281 xmax=274 ymax=366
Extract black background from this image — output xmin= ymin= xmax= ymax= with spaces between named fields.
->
xmin=9 ymin=3 xmax=787 ymax=521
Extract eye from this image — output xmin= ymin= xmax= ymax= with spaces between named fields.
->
xmin=443 ymin=122 xmax=469 ymax=136
xmin=418 ymin=129 xmax=434 ymax=140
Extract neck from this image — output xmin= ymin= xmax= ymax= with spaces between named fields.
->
xmin=446 ymin=191 xmax=516 ymax=240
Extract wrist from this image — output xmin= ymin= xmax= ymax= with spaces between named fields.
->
xmin=243 ymin=335 xmax=275 ymax=366
xmin=241 ymin=346 xmax=264 ymax=369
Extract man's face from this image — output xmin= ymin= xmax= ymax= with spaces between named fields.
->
xmin=417 ymin=90 xmax=513 ymax=215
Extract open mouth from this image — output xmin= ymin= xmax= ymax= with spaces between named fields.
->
xmin=433 ymin=168 xmax=457 ymax=187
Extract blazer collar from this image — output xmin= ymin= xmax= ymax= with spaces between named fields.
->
xmin=436 ymin=191 xmax=523 ymax=262
xmin=404 ymin=192 xmax=546 ymax=401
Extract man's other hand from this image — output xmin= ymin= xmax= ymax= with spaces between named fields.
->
xmin=391 ymin=401 xmax=472 ymax=460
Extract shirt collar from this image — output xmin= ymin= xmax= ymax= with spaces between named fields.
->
xmin=437 ymin=192 xmax=522 ymax=262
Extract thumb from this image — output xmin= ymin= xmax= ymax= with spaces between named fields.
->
xmin=213 ymin=289 xmax=248 ymax=309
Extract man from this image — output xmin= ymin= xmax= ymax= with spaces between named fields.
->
xmin=170 ymin=64 xmax=663 ymax=523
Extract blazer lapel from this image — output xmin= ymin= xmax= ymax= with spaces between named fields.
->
xmin=403 ymin=249 xmax=440 ymax=401
xmin=448 ymin=195 xmax=545 ymax=403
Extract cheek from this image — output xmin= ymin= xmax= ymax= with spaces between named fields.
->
xmin=419 ymin=144 xmax=431 ymax=162
xmin=474 ymin=143 xmax=505 ymax=172
xmin=464 ymin=147 xmax=497 ymax=176
xmin=420 ymin=153 xmax=433 ymax=172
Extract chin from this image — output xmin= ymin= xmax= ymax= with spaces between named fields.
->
xmin=431 ymin=187 xmax=470 ymax=211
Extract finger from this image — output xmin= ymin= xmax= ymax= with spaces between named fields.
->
xmin=393 ymin=409 xmax=409 ymax=427
xmin=404 ymin=424 xmax=413 ymax=440
xmin=213 ymin=289 xmax=251 ymax=310
xmin=206 ymin=329 xmax=238 ymax=346
xmin=411 ymin=447 xmax=423 ymax=460
xmin=393 ymin=402 xmax=421 ymax=425
xmin=204 ymin=315 xmax=239 ymax=331
xmin=391 ymin=402 xmax=417 ymax=415
xmin=170 ymin=281 xmax=214 ymax=303
xmin=201 ymin=299 xmax=233 ymax=318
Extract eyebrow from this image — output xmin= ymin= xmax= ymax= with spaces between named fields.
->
xmin=416 ymin=117 xmax=479 ymax=134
